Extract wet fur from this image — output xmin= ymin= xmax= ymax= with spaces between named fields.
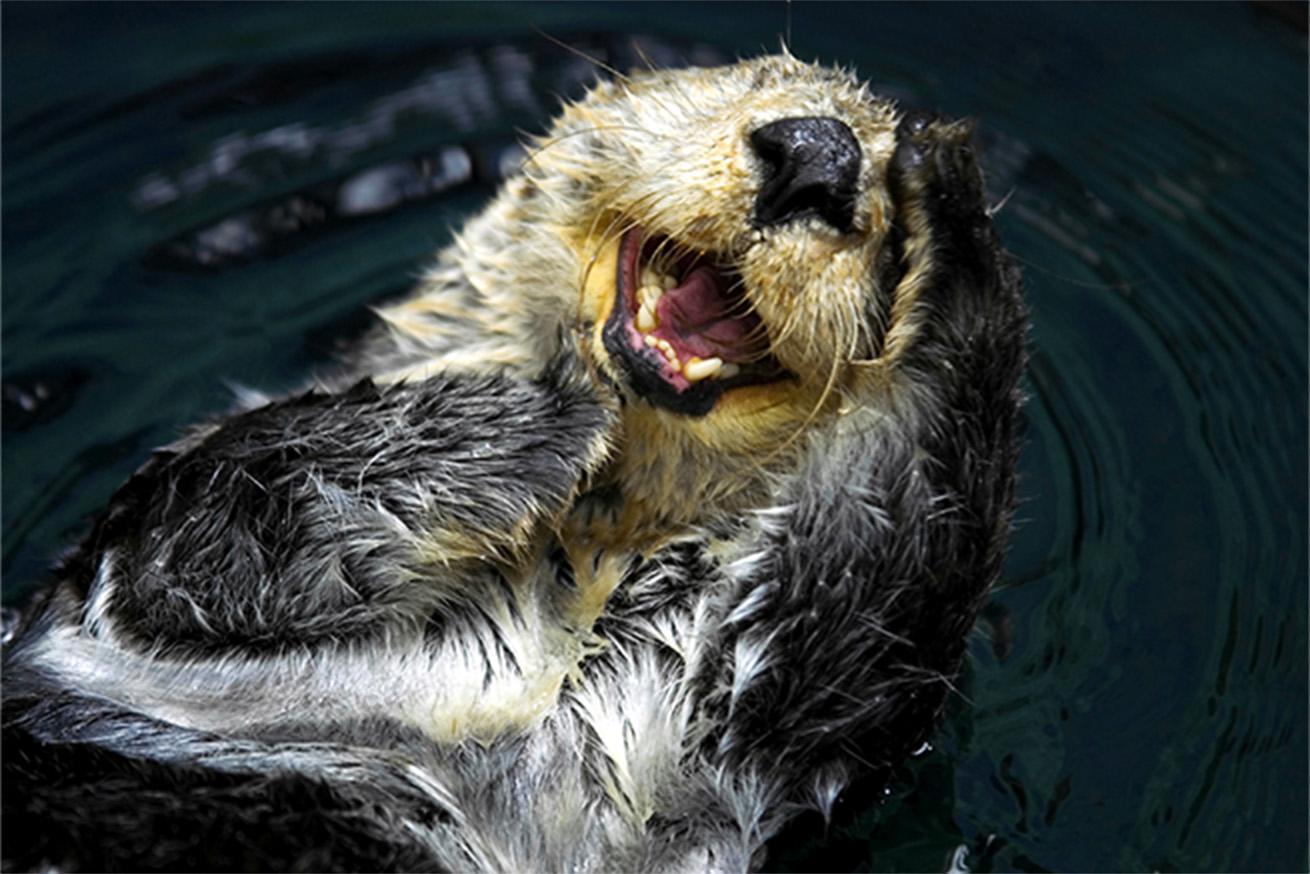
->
xmin=2 ymin=55 xmax=1025 ymax=872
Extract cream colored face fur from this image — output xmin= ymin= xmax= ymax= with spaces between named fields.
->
xmin=373 ymin=54 xmax=915 ymax=545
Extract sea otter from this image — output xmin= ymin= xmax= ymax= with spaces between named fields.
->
xmin=1 ymin=53 xmax=1025 ymax=872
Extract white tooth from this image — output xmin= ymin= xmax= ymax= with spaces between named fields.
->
xmin=639 ymin=284 xmax=664 ymax=307
xmin=683 ymin=356 xmax=723 ymax=382
xmin=719 ymin=362 xmax=741 ymax=379
xmin=643 ymin=334 xmax=659 ymax=347
xmin=640 ymin=267 xmax=660 ymax=290
xmin=660 ymin=273 xmax=677 ymax=290
xmin=636 ymin=301 xmax=657 ymax=333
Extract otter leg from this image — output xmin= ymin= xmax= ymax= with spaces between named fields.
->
xmin=47 ymin=356 xmax=616 ymax=654
xmin=699 ymin=119 xmax=1027 ymax=802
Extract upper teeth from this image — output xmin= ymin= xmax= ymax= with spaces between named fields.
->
xmin=635 ymin=266 xmax=674 ymax=332
xmin=636 ymin=301 xmax=657 ymax=333
xmin=638 ymin=266 xmax=675 ymax=310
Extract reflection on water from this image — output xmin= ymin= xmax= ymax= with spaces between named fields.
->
xmin=2 ymin=3 xmax=1305 ymax=871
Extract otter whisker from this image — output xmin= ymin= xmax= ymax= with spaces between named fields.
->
xmin=523 ymin=124 xmax=675 ymax=173
xmin=578 ymin=213 xmax=637 ymax=297
xmin=628 ymin=40 xmax=706 ymax=124
xmin=763 ymin=318 xmax=860 ymax=462
xmin=533 ymin=28 xmax=634 ymax=86
xmin=532 ymin=31 xmax=696 ymax=134
xmin=575 ymin=184 xmax=689 ymax=299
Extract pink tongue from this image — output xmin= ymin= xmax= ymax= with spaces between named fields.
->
xmin=654 ymin=266 xmax=760 ymax=362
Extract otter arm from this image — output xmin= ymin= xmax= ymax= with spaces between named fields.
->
xmin=56 ymin=359 xmax=615 ymax=653
xmin=698 ymin=117 xmax=1027 ymax=799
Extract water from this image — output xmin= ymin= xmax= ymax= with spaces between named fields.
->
xmin=3 ymin=3 xmax=1306 ymax=871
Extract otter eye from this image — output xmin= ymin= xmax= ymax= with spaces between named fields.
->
xmin=750 ymin=116 xmax=861 ymax=234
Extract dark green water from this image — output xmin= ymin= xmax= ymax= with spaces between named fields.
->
xmin=3 ymin=3 xmax=1306 ymax=871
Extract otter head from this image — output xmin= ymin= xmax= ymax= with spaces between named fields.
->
xmin=379 ymin=54 xmax=981 ymax=547
xmin=559 ymin=57 xmax=900 ymax=421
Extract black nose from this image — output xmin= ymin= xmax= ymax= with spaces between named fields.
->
xmin=750 ymin=116 xmax=861 ymax=234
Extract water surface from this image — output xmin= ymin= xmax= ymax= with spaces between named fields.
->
xmin=3 ymin=3 xmax=1306 ymax=871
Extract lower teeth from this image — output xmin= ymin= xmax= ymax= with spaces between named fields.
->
xmin=639 ymin=333 xmax=741 ymax=383
xmin=684 ymin=356 xmax=723 ymax=382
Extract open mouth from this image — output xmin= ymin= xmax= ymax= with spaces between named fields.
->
xmin=601 ymin=228 xmax=788 ymax=416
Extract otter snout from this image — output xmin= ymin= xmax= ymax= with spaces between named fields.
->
xmin=750 ymin=116 xmax=861 ymax=234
